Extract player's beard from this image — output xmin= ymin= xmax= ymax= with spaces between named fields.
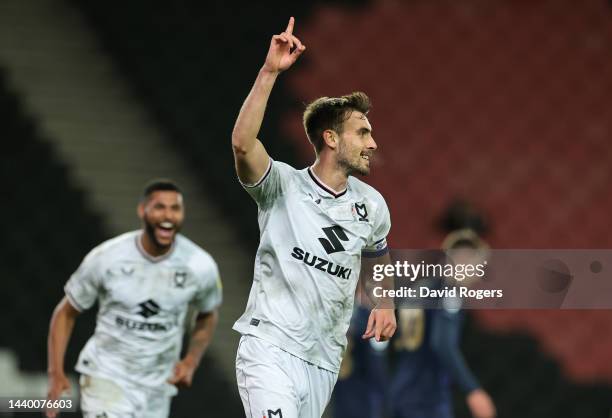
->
xmin=337 ymin=138 xmax=370 ymax=176
xmin=143 ymin=215 xmax=181 ymax=249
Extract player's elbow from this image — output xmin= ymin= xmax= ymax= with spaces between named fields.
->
xmin=232 ymin=142 xmax=249 ymax=157
xmin=231 ymin=132 xmax=252 ymax=156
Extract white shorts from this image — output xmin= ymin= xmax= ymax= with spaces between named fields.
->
xmin=79 ymin=375 xmax=175 ymax=418
xmin=235 ymin=335 xmax=338 ymax=418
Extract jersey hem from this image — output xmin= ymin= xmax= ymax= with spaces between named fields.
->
xmin=362 ymin=246 xmax=389 ymax=258
xmin=64 ymin=288 xmax=87 ymax=312
xmin=232 ymin=325 xmax=340 ymax=373
xmin=75 ymin=366 xmax=176 ymax=393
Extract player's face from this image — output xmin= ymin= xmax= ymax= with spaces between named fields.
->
xmin=446 ymin=246 xmax=486 ymax=285
xmin=140 ymin=191 xmax=184 ymax=249
xmin=336 ymin=111 xmax=377 ymax=176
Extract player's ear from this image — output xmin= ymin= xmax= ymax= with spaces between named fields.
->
xmin=322 ymin=129 xmax=338 ymax=150
xmin=137 ymin=201 xmax=145 ymax=220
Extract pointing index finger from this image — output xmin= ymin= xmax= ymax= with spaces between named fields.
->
xmin=286 ymin=16 xmax=295 ymax=35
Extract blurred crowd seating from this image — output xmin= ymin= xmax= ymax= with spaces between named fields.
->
xmin=74 ymin=0 xmax=327 ymax=246
xmin=0 ymin=66 xmax=104 ymax=375
xmin=286 ymin=0 xmax=612 ymax=249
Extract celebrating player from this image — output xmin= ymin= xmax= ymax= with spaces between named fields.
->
xmin=232 ymin=17 xmax=396 ymax=418
xmin=46 ymin=180 xmax=222 ymax=418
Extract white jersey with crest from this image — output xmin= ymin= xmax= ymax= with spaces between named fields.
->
xmin=233 ymin=159 xmax=391 ymax=372
xmin=65 ymin=231 xmax=222 ymax=390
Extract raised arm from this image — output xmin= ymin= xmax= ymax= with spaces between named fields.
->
xmin=232 ymin=17 xmax=305 ymax=185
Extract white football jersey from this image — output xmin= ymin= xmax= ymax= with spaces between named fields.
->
xmin=65 ymin=231 xmax=222 ymax=389
xmin=233 ymin=159 xmax=391 ymax=372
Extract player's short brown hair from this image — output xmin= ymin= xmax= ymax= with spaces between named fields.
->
xmin=303 ymin=92 xmax=371 ymax=153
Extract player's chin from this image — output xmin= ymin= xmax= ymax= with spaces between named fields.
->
xmin=355 ymin=162 xmax=370 ymax=176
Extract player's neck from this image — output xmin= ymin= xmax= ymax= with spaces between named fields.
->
xmin=310 ymin=159 xmax=348 ymax=193
xmin=140 ymin=232 xmax=171 ymax=257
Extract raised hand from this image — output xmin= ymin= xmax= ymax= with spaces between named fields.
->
xmin=262 ymin=17 xmax=306 ymax=73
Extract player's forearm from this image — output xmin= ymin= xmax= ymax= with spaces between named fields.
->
xmin=47 ymin=303 xmax=77 ymax=376
xmin=231 ymin=69 xmax=279 ymax=155
xmin=440 ymin=345 xmax=480 ymax=393
xmin=183 ymin=311 xmax=218 ymax=367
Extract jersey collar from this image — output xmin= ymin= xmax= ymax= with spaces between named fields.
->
xmin=135 ymin=233 xmax=176 ymax=263
xmin=307 ymin=167 xmax=348 ymax=199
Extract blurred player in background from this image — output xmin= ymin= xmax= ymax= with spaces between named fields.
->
xmin=231 ymin=16 xmax=396 ymax=418
xmin=389 ymin=229 xmax=496 ymax=418
xmin=46 ymin=180 xmax=222 ymax=418
xmin=332 ymin=285 xmax=389 ymax=418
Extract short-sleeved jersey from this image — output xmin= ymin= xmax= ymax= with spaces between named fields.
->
xmin=233 ymin=159 xmax=391 ymax=372
xmin=65 ymin=231 xmax=222 ymax=389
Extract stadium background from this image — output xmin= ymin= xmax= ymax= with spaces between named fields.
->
xmin=1 ymin=0 xmax=611 ymax=417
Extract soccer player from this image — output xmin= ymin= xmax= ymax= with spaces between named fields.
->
xmin=389 ymin=229 xmax=496 ymax=418
xmin=232 ymin=17 xmax=396 ymax=418
xmin=332 ymin=297 xmax=389 ymax=418
xmin=46 ymin=180 xmax=222 ymax=418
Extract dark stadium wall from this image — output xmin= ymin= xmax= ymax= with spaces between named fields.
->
xmin=454 ymin=321 xmax=612 ymax=418
xmin=0 ymin=65 xmax=107 ymax=417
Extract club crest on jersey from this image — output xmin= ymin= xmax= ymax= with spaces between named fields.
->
xmin=173 ymin=271 xmax=187 ymax=288
xmin=354 ymin=203 xmax=368 ymax=222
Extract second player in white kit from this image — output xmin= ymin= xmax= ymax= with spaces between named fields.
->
xmin=232 ymin=17 xmax=396 ymax=418
xmin=47 ymin=181 xmax=222 ymax=418
xmin=67 ymin=231 xmax=221 ymax=416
